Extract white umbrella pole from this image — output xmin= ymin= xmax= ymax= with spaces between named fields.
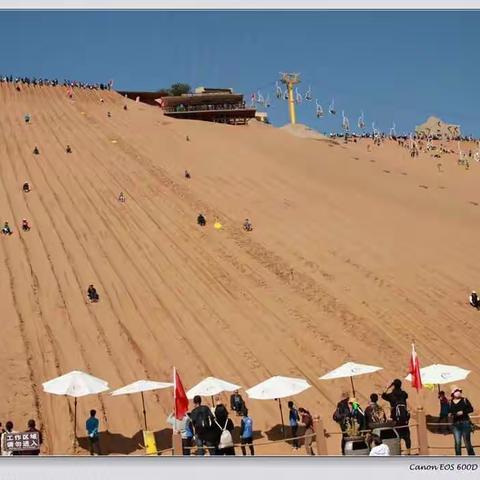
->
xmin=277 ymin=399 xmax=286 ymax=438
xmin=141 ymin=391 xmax=148 ymax=431
xmin=350 ymin=376 xmax=356 ymax=397
xmin=74 ymin=397 xmax=77 ymax=452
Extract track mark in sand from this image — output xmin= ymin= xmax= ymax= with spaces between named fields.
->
xmin=400 ymin=172 xmax=408 ymax=176
xmin=469 ymin=201 xmax=479 ymax=206
xmin=438 ymin=186 xmax=446 ymax=190
xmin=383 ymin=169 xmax=391 ymax=173
xmin=353 ymin=157 xmax=359 ymax=160
xmin=370 ymin=159 xmax=376 ymax=163
xmin=419 ymin=184 xmax=429 ymax=189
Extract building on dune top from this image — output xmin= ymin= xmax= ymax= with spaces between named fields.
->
xmin=157 ymin=86 xmax=256 ymax=125
xmin=415 ymin=116 xmax=461 ymax=140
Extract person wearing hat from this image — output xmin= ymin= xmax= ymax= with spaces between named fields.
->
xmin=469 ymin=291 xmax=479 ymax=309
xmin=449 ymin=386 xmax=475 ymax=455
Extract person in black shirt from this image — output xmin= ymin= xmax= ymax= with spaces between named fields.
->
xmin=189 ymin=395 xmax=215 ymax=455
xmin=382 ymin=379 xmax=411 ymax=454
xmin=333 ymin=391 xmax=351 ymax=455
xmin=449 ymin=386 xmax=475 ymax=455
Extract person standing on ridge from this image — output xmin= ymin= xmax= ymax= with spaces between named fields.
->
xmin=240 ymin=407 xmax=254 ymax=456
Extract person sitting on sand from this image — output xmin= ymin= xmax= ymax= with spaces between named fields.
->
xmin=22 ymin=219 xmax=31 ymax=232
xmin=2 ymin=222 xmax=12 ymax=236
xmin=197 ymin=214 xmax=206 ymax=227
xmin=87 ymin=285 xmax=99 ymax=303
xmin=23 ymin=182 xmax=30 ymax=193
xmin=469 ymin=291 xmax=479 ymax=309
xmin=118 ymin=192 xmax=126 ymax=203
xmin=66 ymin=145 xmax=72 ymax=154
xmin=184 ymin=170 xmax=191 ymax=179
xmin=107 ymin=112 xmax=111 ymax=118
xmin=33 ymin=146 xmax=39 ymax=155
xmin=24 ymin=113 xmax=31 ymax=124
xmin=243 ymin=219 xmax=253 ymax=232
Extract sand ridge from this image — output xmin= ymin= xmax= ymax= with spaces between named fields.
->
xmin=0 ymin=83 xmax=479 ymax=455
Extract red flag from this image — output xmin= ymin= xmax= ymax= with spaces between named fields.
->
xmin=174 ymin=368 xmax=189 ymax=420
xmin=409 ymin=343 xmax=422 ymax=391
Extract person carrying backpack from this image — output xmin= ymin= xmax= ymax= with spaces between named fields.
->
xmin=288 ymin=401 xmax=300 ymax=450
xmin=364 ymin=393 xmax=387 ymax=429
xmin=189 ymin=395 xmax=216 ymax=455
xmin=213 ymin=404 xmax=235 ymax=455
xmin=382 ymin=379 xmax=411 ymax=454
xmin=333 ymin=391 xmax=351 ymax=454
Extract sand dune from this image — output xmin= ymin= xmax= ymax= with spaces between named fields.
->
xmin=0 ymin=83 xmax=479 ymax=455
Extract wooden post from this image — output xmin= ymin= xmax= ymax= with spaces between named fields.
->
xmin=172 ymin=432 xmax=183 ymax=456
xmin=313 ymin=415 xmax=328 ymax=456
xmin=416 ymin=407 xmax=429 ymax=455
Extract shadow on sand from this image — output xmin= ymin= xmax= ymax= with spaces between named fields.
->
xmin=77 ymin=428 xmax=173 ymax=455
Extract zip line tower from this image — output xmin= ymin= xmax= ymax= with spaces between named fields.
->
xmin=280 ymin=72 xmax=301 ymax=125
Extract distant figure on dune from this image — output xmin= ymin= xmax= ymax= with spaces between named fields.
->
xmin=107 ymin=112 xmax=111 ymax=118
xmin=33 ymin=146 xmax=39 ymax=155
xmin=24 ymin=113 xmax=31 ymax=124
xmin=16 ymin=85 xmax=21 ymax=92
xmin=87 ymin=284 xmax=99 ymax=303
xmin=100 ymin=98 xmax=104 ymax=103
xmin=118 ymin=192 xmax=126 ymax=203
xmin=2 ymin=222 xmax=13 ymax=236
xmin=66 ymin=145 xmax=72 ymax=154
xmin=23 ymin=182 xmax=30 ymax=193
xmin=184 ymin=170 xmax=191 ymax=179
xmin=22 ymin=219 xmax=31 ymax=232
xmin=469 ymin=291 xmax=479 ymax=309
xmin=197 ymin=214 xmax=206 ymax=227
xmin=243 ymin=219 xmax=253 ymax=232
xmin=186 ymin=135 xmax=190 ymax=142
xmin=123 ymin=105 xmax=127 ymax=111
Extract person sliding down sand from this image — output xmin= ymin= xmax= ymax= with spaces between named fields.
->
xmin=197 ymin=214 xmax=206 ymax=227
xmin=87 ymin=285 xmax=99 ymax=303
xmin=118 ymin=192 xmax=126 ymax=203
xmin=66 ymin=145 xmax=72 ymax=154
xmin=33 ymin=146 xmax=39 ymax=155
xmin=22 ymin=219 xmax=31 ymax=232
xmin=23 ymin=182 xmax=30 ymax=193
xmin=2 ymin=222 xmax=12 ymax=235
xmin=24 ymin=113 xmax=31 ymax=124
xmin=184 ymin=170 xmax=191 ymax=179
xmin=469 ymin=291 xmax=479 ymax=309
xmin=243 ymin=219 xmax=253 ymax=231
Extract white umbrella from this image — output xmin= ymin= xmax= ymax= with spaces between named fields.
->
xmin=42 ymin=370 xmax=109 ymax=449
xmin=319 ymin=362 xmax=383 ymax=396
xmin=405 ymin=364 xmax=470 ymax=389
xmin=186 ymin=377 xmax=241 ymax=404
xmin=245 ymin=376 xmax=311 ymax=436
xmin=111 ymin=380 xmax=173 ymax=430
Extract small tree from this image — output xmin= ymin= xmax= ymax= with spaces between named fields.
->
xmin=169 ymin=83 xmax=191 ymax=96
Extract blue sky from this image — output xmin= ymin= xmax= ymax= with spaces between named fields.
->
xmin=0 ymin=10 xmax=478 ymax=135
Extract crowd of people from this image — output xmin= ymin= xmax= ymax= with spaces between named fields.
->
xmin=0 ymin=419 xmax=43 ymax=456
xmin=331 ymin=379 xmax=476 ymax=457
xmin=0 ymin=74 xmax=113 ymax=90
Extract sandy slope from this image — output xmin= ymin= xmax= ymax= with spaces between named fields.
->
xmin=0 ymin=83 xmax=479 ymax=455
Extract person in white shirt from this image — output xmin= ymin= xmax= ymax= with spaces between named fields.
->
xmin=369 ymin=435 xmax=390 ymax=456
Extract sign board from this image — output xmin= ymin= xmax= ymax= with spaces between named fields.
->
xmin=4 ymin=431 xmax=41 ymax=452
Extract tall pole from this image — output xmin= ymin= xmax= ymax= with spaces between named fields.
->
xmin=141 ymin=391 xmax=148 ymax=431
xmin=278 ymin=398 xmax=286 ymax=438
xmin=73 ymin=397 xmax=77 ymax=452
xmin=280 ymin=72 xmax=301 ymax=126
xmin=287 ymin=82 xmax=296 ymax=125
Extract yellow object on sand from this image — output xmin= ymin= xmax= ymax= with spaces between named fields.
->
xmin=143 ymin=430 xmax=157 ymax=455
xmin=214 ymin=221 xmax=222 ymax=230
xmin=424 ymin=384 xmax=435 ymax=391
xmin=111 ymin=140 xmax=118 ymax=144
